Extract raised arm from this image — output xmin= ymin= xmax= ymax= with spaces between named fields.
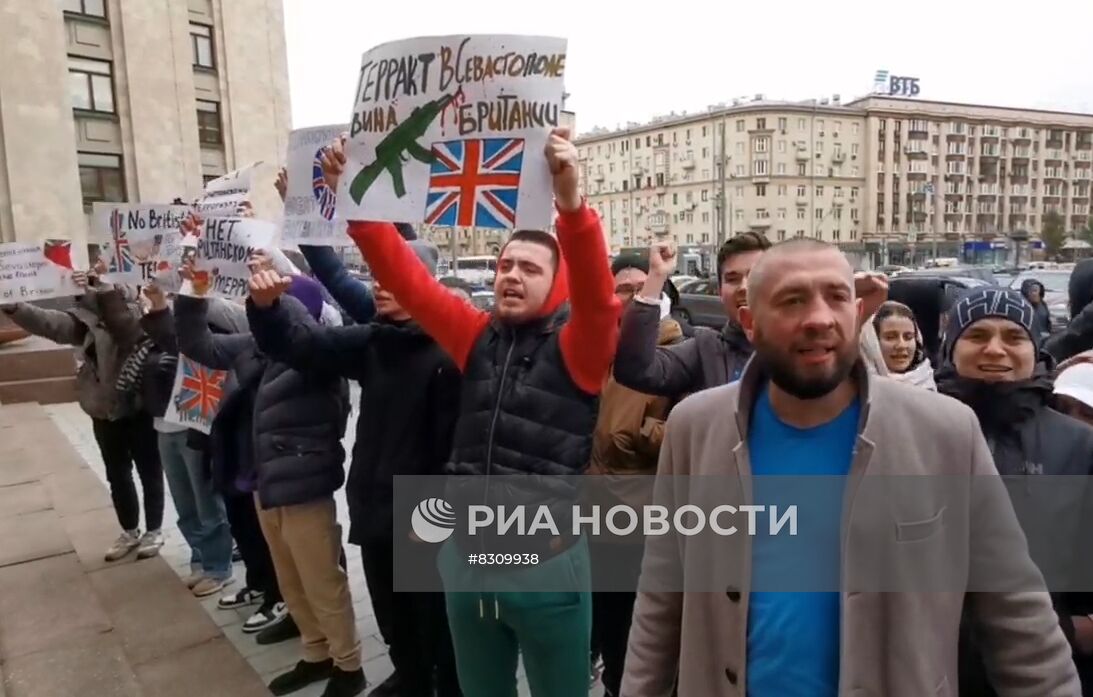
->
xmin=298 ymin=245 xmax=375 ymax=324
xmin=2 ymin=303 xmax=85 ymax=346
xmin=245 ymin=278 xmax=373 ymax=382
xmin=1045 ymin=301 xmax=1093 ymax=364
xmin=614 ymin=301 xmax=703 ymax=397
xmin=174 ymin=295 xmax=252 ymax=370
xmin=347 ymin=221 xmax=488 ymax=371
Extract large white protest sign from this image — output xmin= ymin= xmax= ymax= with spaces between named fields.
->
xmin=178 ymin=218 xmax=274 ymax=299
xmin=281 ymin=125 xmax=350 ymax=246
xmin=195 ymin=162 xmax=261 ymax=218
xmin=90 ymin=203 xmax=189 ymax=285
xmin=0 ymin=240 xmax=82 ymax=303
xmin=163 ymin=354 xmax=228 ymax=434
xmin=336 ymin=35 xmax=567 ymax=230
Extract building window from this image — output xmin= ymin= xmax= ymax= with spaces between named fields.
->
xmin=816 ymin=185 xmax=824 ymax=197
xmin=736 ymin=119 xmax=745 ymax=132
xmin=778 ymin=117 xmax=787 ymax=131
xmin=197 ymin=100 xmax=223 ymax=145
xmin=777 ymin=185 xmax=787 ymax=196
xmin=797 ymin=209 xmax=806 ymax=220
xmin=702 ymin=126 xmax=707 ymax=137
xmin=202 ymin=173 xmax=221 ymax=186
xmin=852 ymin=123 xmax=860 ymax=135
xmin=778 ymin=140 xmax=786 ymax=153
xmin=851 ymin=208 xmax=859 ymax=221
xmin=776 ymin=163 xmax=786 ymax=175
xmin=191 ymin=23 xmax=215 ymax=69
xmin=797 ymin=162 xmax=806 ymax=176
xmin=735 ymin=142 xmax=744 ymax=155
xmin=798 ymin=118 xmax=806 ymax=130
xmin=672 ymin=193 xmax=678 ymax=205
xmin=702 ymin=212 xmax=709 ymax=223
xmin=796 ymin=229 xmax=805 ymax=238
xmin=62 ymin=0 xmax=106 ymax=17
xmin=78 ymin=152 xmax=124 ymax=208
xmin=777 ymin=208 xmax=786 ymax=219
xmin=702 ymin=147 xmax=709 ymax=158
xmin=735 ymin=165 xmax=745 ymax=176
xmin=701 ymin=189 xmax=708 ymax=202
xmin=834 ymin=187 xmax=843 ymax=198
xmin=754 ymin=160 xmax=768 ymax=176
xmin=815 ymin=208 xmax=824 ymax=220
xmin=756 ymin=118 xmax=766 ymax=130
xmin=68 ymin=57 xmax=114 ymax=113
xmin=797 ymin=185 xmax=806 ymax=197
xmin=755 ymin=138 xmax=769 ymax=153
xmin=756 ymin=184 xmax=767 ymax=197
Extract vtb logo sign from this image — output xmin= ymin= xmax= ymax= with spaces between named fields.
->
xmin=411 ymin=498 xmax=456 ymax=543
xmin=888 ymin=75 xmax=921 ymax=97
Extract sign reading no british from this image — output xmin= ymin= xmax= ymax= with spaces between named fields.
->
xmin=336 ymin=35 xmax=567 ymax=231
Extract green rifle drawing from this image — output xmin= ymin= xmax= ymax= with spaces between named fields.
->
xmin=348 ymin=93 xmax=457 ymax=203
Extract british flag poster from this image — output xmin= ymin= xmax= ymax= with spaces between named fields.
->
xmin=163 ymin=355 xmax=228 ymax=434
xmin=0 ymin=241 xmax=81 ymax=302
xmin=337 ymin=35 xmax=566 ymax=230
xmin=280 ymin=125 xmax=349 ymax=246
xmin=425 ymin=138 xmax=524 ymax=229
xmin=90 ymin=204 xmax=188 ymax=285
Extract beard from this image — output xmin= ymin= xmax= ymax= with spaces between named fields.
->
xmin=752 ymin=328 xmax=858 ymax=399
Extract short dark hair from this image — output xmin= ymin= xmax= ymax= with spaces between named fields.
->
xmin=506 ymin=230 xmax=559 ymax=270
xmin=716 ymin=231 xmax=771 ymax=279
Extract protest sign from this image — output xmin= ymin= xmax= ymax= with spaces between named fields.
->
xmin=0 ymin=240 xmax=82 ymax=302
xmin=281 ymin=125 xmax=350 ymax=246
xmin=90 ymin=203 xmax=189 ymax=285
xmin=163 ymin=355 xmax=228 ymax=434
xmin=178 ymin=218 xmax=274 ymax=299
xmin=337 ymin=35 xmax=567 ymax=230
xmin=195 ymin=162 xmax=261 ymax=218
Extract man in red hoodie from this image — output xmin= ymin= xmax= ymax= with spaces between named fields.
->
xmin=345 ymin=127 xmax=619 ymax=696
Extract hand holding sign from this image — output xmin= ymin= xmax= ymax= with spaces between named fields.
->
xmin=249 ymin=269 xmax=292 ymax=308
xmin=275 ymin=167 xmax=288 ymax=202
xmin=320 ymin=134 xmax=348 ymax=192
xmin=545 ymin=127 xmax=580 ymax=213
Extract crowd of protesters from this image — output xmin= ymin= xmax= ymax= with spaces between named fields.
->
xmin=4 ymin=125 xmax=1093 ymax=697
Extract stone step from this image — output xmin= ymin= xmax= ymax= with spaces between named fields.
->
xmin=0 ymin=336 xmax=76 ymax=383
xmin=0 ymin=376 xmax=79 ymax=405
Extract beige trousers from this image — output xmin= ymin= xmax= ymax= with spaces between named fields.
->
xmin=255 ymin=495 xmax=361 ymax=671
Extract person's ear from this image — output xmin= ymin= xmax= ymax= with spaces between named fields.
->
xmin=739 ymin=305 xmax=756 ymax=342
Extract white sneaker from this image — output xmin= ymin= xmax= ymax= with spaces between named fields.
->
xmin=243 ymin=602 xmax=287 ymax=634
xmin=105 ymin=530 xmax=141 ymax=562
xmin=218 ymin=587 xmax=265 ymax=610
xmin=135 ymin=530 xmax=165 ymax=559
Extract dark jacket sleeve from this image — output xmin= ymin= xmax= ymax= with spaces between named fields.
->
xmin=427 ymin=362 xmax=462 ymax=473
xmin=140 ymin=307 xmax=178 ymax=355
xmin=245 ymin=297 xmax=374 ymax=381
xmin=613 ymin=300 xmax=702 ymax=397
xmin=174 ymin=295 xmax=252 ymax=370
xmin=298 ymin=245 xmax=376 ymax=324
xmin=1045 ymin=302 xmax=1093 ymax=363
xmin=3 ymin=303 xmax=86 ymax=346
xmin=96 ymin=284 xmax=144 ymax=355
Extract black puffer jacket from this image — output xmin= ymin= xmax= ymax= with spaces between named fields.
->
xmin=1046 ymin=259 xmax=1093 ymax=363
xmin=175 ymin=295 xmax=350 ymax=509
xmin=614 ymin=298 xmax=752 ymax=397
xmin=1019 ymin=279 xmax=1053 ymax=340
xmin=447 ymin=307 xmax=599 ymax=556
xmin=938 ymin=369 xmax=1093 ymax=695
xmin=246 ymin=298 xmax=461 ymax=543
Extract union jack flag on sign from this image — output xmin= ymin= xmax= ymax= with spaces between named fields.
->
xmin=107 ymin=209 xmax=134 ymax=273
xmin=425 ymin=138 xmax=524 ymax=229
xmin=311 ymin=147 xmax=336 ymax=221
xmin=176 ymin=357 xmax=226 ymax=424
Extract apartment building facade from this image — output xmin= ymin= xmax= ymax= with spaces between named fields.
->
xmin=576 ymin=96 xmax=1093 ymax=268
xmin=0 ymin=0 xmax=290 ymax=249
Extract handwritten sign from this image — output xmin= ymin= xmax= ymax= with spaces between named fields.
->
xmin=178 ymin=218 xmax=274 ymax=299
xmin=337 ymin=35 xmax=567 ymax=230
xmin=90 ymin=204 xmax=189 ymax=285
xmin=163 ymin=355 xmax=227 ymax=434
xmin=195 ymin=162 xmax=261 ymax=218
xmin=0 ymin=240 xmax=81 ymax=302
xmin=281 ymin=125 xmax=350 ymax=246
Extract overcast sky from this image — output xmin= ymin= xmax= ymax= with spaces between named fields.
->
xmin=283 ymin=0 xmax=1093 ymax=135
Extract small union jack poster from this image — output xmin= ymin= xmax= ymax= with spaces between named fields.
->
xmin=425 ymin=138 xmax=524 ymax=229
xmin=163 ymin=355 xmax=228 ymax=434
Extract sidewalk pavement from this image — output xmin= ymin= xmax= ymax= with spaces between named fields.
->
xmin=44 ymin=388 xmax=601 ymax=697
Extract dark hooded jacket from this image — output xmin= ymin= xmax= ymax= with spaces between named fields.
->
xmin=246 ymin=298 xmax=460 ymax=543
xmin=1019 ymin=278 xmax=1053 ymax=340
xmin=1045 ymin=259 xmax=1093 ymax=363
xmin=175 ymin=294 xmax=350 ymax=508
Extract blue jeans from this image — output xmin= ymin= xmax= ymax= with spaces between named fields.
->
xmin=157 ymin=430 xmax=233 ymax=580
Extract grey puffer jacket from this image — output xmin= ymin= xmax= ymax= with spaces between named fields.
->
xmin=3 ymin=285 xmax=143 ymax=420
xmin=175 ymin=294 xmax=350 ymax=509
xmin=613 ymin=298 xmax=752 ymax=397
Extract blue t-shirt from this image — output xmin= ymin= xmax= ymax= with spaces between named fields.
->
xmin=745 ymin=385 xmax=859 ymax=697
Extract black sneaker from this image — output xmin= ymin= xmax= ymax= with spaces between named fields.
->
xmin=217 ymin=587 xmax=264 ymax=610
xmin=366 ymin=672 xmax=399 ymax=697
xmin=243 ymin=601 xmax=287 ymax=634
xmin=268 ymin=659 xmax=334 ymax=696
xmin=256 ymin=612 xmax=301 ymax=645
xmin=232 ymin=544 xmax=242 ymax=563
xmin=322 ymin=667 xmax=366 ymax=697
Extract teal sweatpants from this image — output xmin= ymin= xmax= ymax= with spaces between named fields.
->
xmin=439 ymin=538 xmax=592 ymax=697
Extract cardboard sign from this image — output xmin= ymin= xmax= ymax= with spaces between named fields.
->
xmin=163 ymin=355 xmax=228 ymax=434
xmin=0 ymin=240 xmax=82 ymax=302
xmin=195 ymin=162 xmax=261 ymax=218
xmin=178 ymin=218 xmax=274 ymax=299
xmin=90 ymin=204 xmax=189 ymax=285
xmin=281 ymin=125 xmax=350 ymax=246
xmin=337 ymin=35 xmax=567 ymax=230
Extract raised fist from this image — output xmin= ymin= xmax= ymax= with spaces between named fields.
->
xmin=248 ymin=269 xmax=292 ymax=308
xmin=648 ymin=240 xmax=678 ymax=278
xmin=544 ymin=127 xmax=580 ymax=213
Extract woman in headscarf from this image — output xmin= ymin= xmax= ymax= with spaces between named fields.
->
xmin=872 ymin=301 xmax=936 ymax=390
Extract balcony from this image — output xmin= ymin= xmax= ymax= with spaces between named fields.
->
xmin=946 ymin=148 xmax=966 ymax=157
xmin=832 ymin=151 xmax=846 ymax=164
xmin=796 ymin=149 xmax=810 ymax=162
xmin=593 ymin=171 xmax=605 ymax=182
xmin=1045 ymin=149 xmax=1064 ymax=161
xmin=909 ymin=120 xmax=929 ymax=135
xmin=1077 ymin=151 xmax=1093 ymax=161
xmin=1011 ymin=149 xmax=1030 ymax=160
xmin=633 ymin=163 xmax=645 ymax=175
xmin=679 ymin=157 xmax=696 ymax=170
xmin=750 ymin=217 xmax=773 ymax=229
xmin=1043 ymin=189 xmax=1064 ymax=199
xmin=1010 ymin=187 xmax=1030 ymax=197
xmin=1012 ymin=129 xmax=1032 ymax=142
xmin=1044 ymin=169 xmax=1065 ymax=180
xmin=980 ymin=127 xmax=1000 ymax=139
xmin=980 ymin=149 xmax=999 ymax=159
xmin=1074 ymin=188 xmax=1091 ymax=199
xmin=907 ymin=169 xmax=928 ymax=179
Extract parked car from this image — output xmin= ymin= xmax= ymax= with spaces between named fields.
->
xmin=470 ymin=291 xmax=495 ymax=310
xmin=893 ymin=266 xmax=997 ymax=284
xmin=670 ymin=274 xmax=699 ymax=288
xmin=674 ymin=278 xmax=726 ymax=328
xmin=1008 ymin=269 xmax=1072 ymax=332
